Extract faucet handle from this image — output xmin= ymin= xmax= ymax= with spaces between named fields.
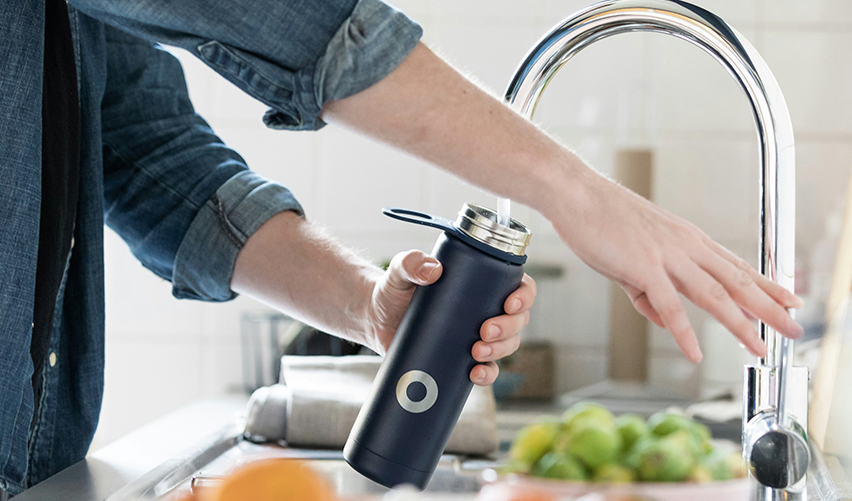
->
xmin=744 ymin=411 xmax=810 ymax=489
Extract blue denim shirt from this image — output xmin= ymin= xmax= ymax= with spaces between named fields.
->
xmin=0 ymin=0 xmax=420 ymax=495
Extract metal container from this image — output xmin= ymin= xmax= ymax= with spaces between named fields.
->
xmin=344 ymin=203 xmax=531 ymax=489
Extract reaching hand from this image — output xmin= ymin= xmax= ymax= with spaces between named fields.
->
xmin=367 ymin=249 xmax=537 ymax=385
xmin=321 ymin=43 xmax=801 ymax=364
xmin=548 ymin=172 xmax=803 ymax=363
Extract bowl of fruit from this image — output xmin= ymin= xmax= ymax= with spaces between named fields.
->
xmin=489 ymin=402 xmax=750 ymax=501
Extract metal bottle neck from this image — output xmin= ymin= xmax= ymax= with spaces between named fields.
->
xmin=455 ymin=203 xmax=531 ymax=257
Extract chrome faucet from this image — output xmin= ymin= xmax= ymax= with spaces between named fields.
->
xmin=504 ymin=1 xmax=809 ymax=499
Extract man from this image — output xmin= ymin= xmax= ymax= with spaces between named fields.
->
xmin=0 ymin=0 xmax=801 ymax=496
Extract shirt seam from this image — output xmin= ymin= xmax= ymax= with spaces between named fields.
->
xmin=198 ymin=41 xmax=291 ymax=96
xmin=197 ymin=41 xmax=310 ymax=123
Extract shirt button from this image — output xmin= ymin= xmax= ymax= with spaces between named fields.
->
xmin=70 ymin=236 xmax=75 ymax=249
xmin=49 ymin=352 xmax=57 ymax=367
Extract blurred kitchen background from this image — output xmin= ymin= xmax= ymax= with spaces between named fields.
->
xmin=91 ymin=0 xmax=852 ymax=451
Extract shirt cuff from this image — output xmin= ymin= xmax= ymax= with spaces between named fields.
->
xmin=171 ymin=170 xmax=304 ymax=301
xmin=262 ymin=0 xmax=423 ymax=130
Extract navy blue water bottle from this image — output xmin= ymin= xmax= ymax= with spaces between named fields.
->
xmin=344 ymin=203 xmax=532 ymax=489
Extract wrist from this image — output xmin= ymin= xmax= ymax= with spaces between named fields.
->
xmin=527 ymin=148 xmax=599 ymax=222
xmin=349 ymin=265 xmax=385 ymax=351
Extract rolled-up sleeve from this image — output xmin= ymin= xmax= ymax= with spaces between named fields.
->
xmin=72 ymin=0 xmax=422 ymax=131
xmin=173 ymin=171 xmax=303 ymax=301
xmin=101 ymin=25 xmax=303 ymax=302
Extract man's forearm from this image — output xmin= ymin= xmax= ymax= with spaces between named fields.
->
xmin=230 ymin=211 xmax=381 ymax=349
xmin=321 ymin=43 xmax=594 ymax=220
xmin=320 ymin=41 xmax=804 ymax=363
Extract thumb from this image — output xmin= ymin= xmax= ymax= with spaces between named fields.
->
xmin=386 ymin=250 xmax=443 ymax=291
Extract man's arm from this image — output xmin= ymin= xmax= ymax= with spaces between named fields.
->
xmin=230 ymin=211 xmax=536 ymax=384
xmin=100 ymin=26 xmax=534 ymax=384
xmin=321 ymin=43 xmax=804 ymax=363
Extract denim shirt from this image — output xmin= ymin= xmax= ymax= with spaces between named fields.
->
xmin=0 ymin=0 xmax=420 ymax=495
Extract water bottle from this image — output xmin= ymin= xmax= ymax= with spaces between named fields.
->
xmin=344 ymin=203 xmax=531 ymax=489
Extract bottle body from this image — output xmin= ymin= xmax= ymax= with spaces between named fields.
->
xmin=344 ymin=232 xmax=524 ymax=489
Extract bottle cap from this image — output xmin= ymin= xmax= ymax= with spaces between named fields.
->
xmin=455 ymin=203 xmax=531 ymax=257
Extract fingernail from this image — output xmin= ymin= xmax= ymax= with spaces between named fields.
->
xmin=510 ymin=298 xmax=522 ymax=313
xmin=475 ymin=368 xmax=487 ymax=383
xmin=487 ymin=324 xmax=501 ymax=341
xmin=479 ymin=344 xmax=492 ymax=358
xmin=419 ymin=262 xmax=439 ymax=283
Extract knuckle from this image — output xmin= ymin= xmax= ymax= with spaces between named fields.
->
xmin=707 ymin=282 xmax=729 ymax=302
xmin=389 ymin=252 xmax=406 ymax=270
xmin=684 ymin=224 xmax=705 ymax=242
xmin=659 ymin=303 xmax=684 ymax=321
xmin=474 ymin=342 xmax=487 ymax=360
xmin=391 ymin=253 xmax=414 ymax=276
xmin=735 ymin=269 xmax=753 ymax=288
xmin=399 ymin=250 xmax=422 ymax=269
xmin=644 ymin=248 xmax=665 ymax=269
xmin=630 ymin=291 xmax=647 ymax=308
xmin=734 ymin=257 xmax=751 ymax=272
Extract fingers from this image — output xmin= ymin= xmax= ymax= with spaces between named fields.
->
xmin=470 ymin=362 xmax=499 ymax=386
xmin=620 ymin=283 xmax=665 ymax=328
xmin=706 ymin=239 xmax=803 ymax=309
xmin=646 ymin=277 xmax=703 ymax=363
xmin=696 ymin=251 xmax=803 ymax=340
xmin=467 ymin=276 xmax=534 ymax=386
xmin=669 ymin=260 xmax=766 ymax=358
xmin=503 ymin=274 xmax=537 ymax=314
xmin=481 ymin=309 xmax=529 ymax=342
xmin=385 ymin=250 xmax=443 ymax=291
xmin=473 ymin=334 xmax=522 ymax=362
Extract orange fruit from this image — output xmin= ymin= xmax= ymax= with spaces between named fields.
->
xmin=205 ymin=459 xmax=337 ymax=501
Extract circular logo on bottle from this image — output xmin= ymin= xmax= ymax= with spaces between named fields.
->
xmin=396 ymin=370 xmax=439 ymax=413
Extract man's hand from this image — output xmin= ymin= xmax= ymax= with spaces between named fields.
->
xmin=231 ymin=212 xmax=535 ymax=384
xmin=367 ymin=250 xmax=536 ymax=385
xmin=547 ymin=174 xmax=803 ymax=363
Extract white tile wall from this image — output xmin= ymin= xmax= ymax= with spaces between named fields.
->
xmin=315 ymin=127 xmax=426 ymax=235
xmin=647 ymin=29 xmax=759 ymax=134
xmin=761 ymin=30 xmax=852 ymax=136
xmin=97 ymin=0 xmax=852 ymax=448
xmin=762 ymin=0 xmax=852 ymax=29
xmin=794 ymin=141 xmax=852 ymax=252
xmin=653 ymin=136 xmax=759 ymax=244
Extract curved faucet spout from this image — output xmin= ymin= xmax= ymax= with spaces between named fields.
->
xmin=503 ymin=0 xmax=805 ymax=494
